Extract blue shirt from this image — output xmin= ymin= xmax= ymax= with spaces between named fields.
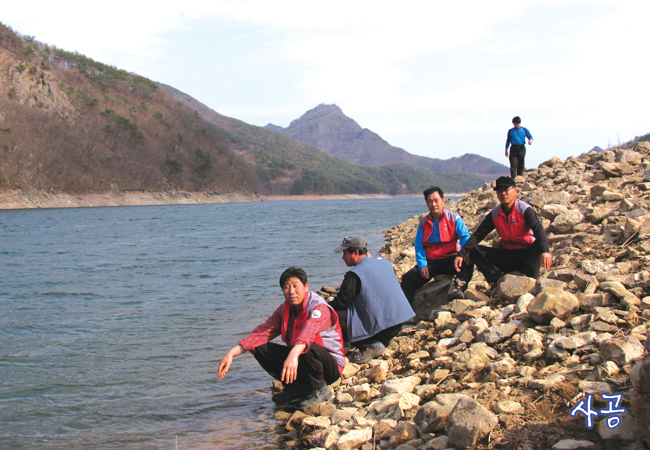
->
xmin=414 ymin=211 xmax=471 ymax=269
xmin=506 ymin=126 xmax=533 ymax=149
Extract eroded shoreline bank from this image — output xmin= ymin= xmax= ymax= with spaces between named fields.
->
xmin=0 ymin=191 xmax=466 ymax=210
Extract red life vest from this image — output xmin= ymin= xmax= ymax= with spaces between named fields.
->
xmin=279 ymin=291 xmax=346 ymax=369
xmin=491 ymin=199 xmax=536 ymax=249
xmin=420 ymin=210 xmax=461 ymax=260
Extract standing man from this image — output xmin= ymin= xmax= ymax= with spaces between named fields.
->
xmin=454 ymin=176 xmax=552 ymax=296
xmin=330 ymin=236 xmax=415 ymax=364
xmin=505 ymin=116 xmax=533 ymax=178
xmin=218 ymin=267 xmax=345 ymax=410
xmin=401 ymin=186 xmax=473 ymax=303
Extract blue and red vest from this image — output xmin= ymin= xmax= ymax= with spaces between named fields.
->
xmin=420 ymin=210 xmax=461 ymax=260
xmin=491 ymin=199 xmax=535 ymax=249
xmin=279 ymin=291 xmax=346 ymax=369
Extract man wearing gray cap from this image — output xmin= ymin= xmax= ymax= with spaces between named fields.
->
xmin=329 ymin=235 xmax=415 ymax=364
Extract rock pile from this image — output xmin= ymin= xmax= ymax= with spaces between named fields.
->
xmin=275 ymin=142 xmax=650 ymax=450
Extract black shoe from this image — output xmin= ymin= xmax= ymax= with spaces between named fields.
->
xmin=348 ymin=342 xmax=386 ymax=364
xmin=272 ymin=384 xmax=310 ymax=406
xmin=298 ymin=385 xmax=333 ymax=411
xmin=446 ymin=279 xmax=466 ymax=300
xmin=485 ymin=282 xmax=498 ymax=298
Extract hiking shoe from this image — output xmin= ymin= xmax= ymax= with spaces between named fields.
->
xmin=347 ymin=342 xmax=386 ymax=364
xmin=298 ymin=385 xmax=333 ymax=411
xmin=272 ymin=384 xmax=310 ymax=406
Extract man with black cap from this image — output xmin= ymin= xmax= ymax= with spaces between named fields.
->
xmin=330 ymin=235 xmax=415 ymax=364
xmin=454 ymin=176 xmax=552 ymax=296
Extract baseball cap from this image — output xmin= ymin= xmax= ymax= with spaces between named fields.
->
xmin=333 ymin=235 xmax=367 ymax=253
xmin=494 ymin=176 xmax=516 ymax=191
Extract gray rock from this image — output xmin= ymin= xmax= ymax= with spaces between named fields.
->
xmin=600 ymin=336 xmax=645 ymax=366
xmin=493 ymin=400 xmax=522 ymax=414
xmin=477 ymin=323 xmax=518 ymax=345
xmin=578 ymin=293 xmax=615 ymax=311
xmin=452 ymin=342 xmax=493 ymax=371
xmin=574 ymin=273 xmax=599 ymax=291
xmin=630 ymin=356 xmax=650 ymax=446
xmin=540 ymin=204 xmax=568 ymax=220
xmin=336 ymin=427 xmax=373 ymax=450
xmin=495 ymin=274 xmax=536 ymax=301
xmin=517 ymin=328 xmax=544 ymax=354
xmin=529 ymin=373 xmax=565 ymax=390
xmin=581 ymin=260 xmax=610 ymax=275
xmin=578 ymin=380 xmax=612 ymax=396
xmin=597 ymin=411 xmax=639 ymax=441
xmin=389 ymin=421 xmax=418 ymax=448
xmin=414 ymin=393 xmax=471 ymax=433
xmin=528 ymin=289 xmax=580 ymax=324
xmin=445 ymin=397 xmax=498 ymax=449
xmin=532 ymin=278 xmax=568 ymax=295
xmin=590 ymin=184 xmax=608 ymax=200
xmin=553 ymin=331 xmax=597 ymax=350
xmin=552 ymin=439 xmax=597 ymax=449
xmin=382 ymin=376 xmax=421 ymax=395
xmin=553 ymin=210 xmax=585 ymax=233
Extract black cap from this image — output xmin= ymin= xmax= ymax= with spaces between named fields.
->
xmin=333 ymin=235 xmax=367 ymax=252
xmin=494 ymin=176 xmax=516 ymax=190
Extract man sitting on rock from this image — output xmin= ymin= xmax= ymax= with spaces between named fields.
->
xmin=329 ymin=235 xmax=415 ymax=364
xmin=218 ymin=267 xmax=345 ymax=410
xmin=401 ymin=186 xmax=473 ymax=304
xmin=454 ymin=176 xmax=552 ymax=296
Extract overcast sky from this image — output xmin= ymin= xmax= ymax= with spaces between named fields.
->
xmin=4 ymin=1 xmax=649 ymax=168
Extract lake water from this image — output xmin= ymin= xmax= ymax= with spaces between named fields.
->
xmin=0 ymin=197 xmax=435 ymax=449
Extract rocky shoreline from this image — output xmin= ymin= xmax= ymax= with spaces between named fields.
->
xmin=0 ymin=191 xmax=435 ymax=210
xmin=271 ymin=141 xmax=650 ymax=450
xmin=0 ymin=190 xmax=262 ymax=209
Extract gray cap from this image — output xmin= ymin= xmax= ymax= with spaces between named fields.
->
xmin=333 ymin=235 xmax=367 ymax=253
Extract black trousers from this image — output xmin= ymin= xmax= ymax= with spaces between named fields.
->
xmin=400 ymin=255 xmax=474 ymax=304
xmin=469 ymin=242 xmax=543 ymax=284
xmin=252 ymin=342 xmax=340 ymax=391
xmin=335 ymin=309 xmax=402 ymax=348
xmin=509 ymin=144 xmax=526 ymax=178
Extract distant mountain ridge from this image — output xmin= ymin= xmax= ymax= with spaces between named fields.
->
xmin=0 ymin=22 xmax=487 ymax=198
xmin=266 ymin=104 xmax=509 ymax=180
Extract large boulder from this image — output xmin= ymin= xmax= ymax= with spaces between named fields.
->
xmin=414 ymin=393 xmax=471 ymax=433
xmin=495 ymin=274 xmax=536 ymax=301
xmin=630 ymin=355 xmax=650 ymax=446
xmin=527 ymin=289 xmax=580 ymax=324
xmin=445 ymin=397 xmax=498 ymax=449
xmin=600 ymin=336 xmax=645 ymax=366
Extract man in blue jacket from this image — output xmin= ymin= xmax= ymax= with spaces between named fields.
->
xmin=401 ymin=186 xmax=473 ymax=304
xmin=330 ymin=235 xmax=415 ymax=364
xmin=505 ymin=116 xmax=533 ymax=178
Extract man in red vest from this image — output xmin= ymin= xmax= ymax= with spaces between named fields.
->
xmin=454 ymin=176 xmax=552 ymax=296
xmin=401 ymin=186 xmax=473 ymax=304
xmin=218 ymin=267 xmax=345 ymax=410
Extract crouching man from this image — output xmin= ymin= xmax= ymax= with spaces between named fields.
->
xmin=330 ymin=235 xmax=415 ymax=364
xmin=218 ymin=267 xmax=345 ymax=410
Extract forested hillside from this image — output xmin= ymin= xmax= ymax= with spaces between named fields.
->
xmin=0 ymin=24 xmax=259 ymax=194
xmin=0 ymin=23 xmax=485 ymax=197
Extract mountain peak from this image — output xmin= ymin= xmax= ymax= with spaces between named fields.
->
xmin=274 ymin=105 xmax=509 ymax=179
